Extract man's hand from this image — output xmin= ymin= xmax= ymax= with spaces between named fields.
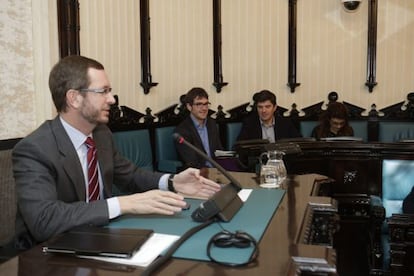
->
xmin=172 ymin=168 xmax=221 ymax=199
xmin=118 ymin=190 xmax=186 ymax=215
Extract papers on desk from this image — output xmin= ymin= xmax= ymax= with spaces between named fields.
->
xmin=214 ymin=150 xmax=237 ymax=157
xmin=80 ymin=233 xmax=179 ymax=267
xmin=238 ymin=189 xmax=253 ymax=202
xmin=320 ymin=136 xmax=363 ymax=142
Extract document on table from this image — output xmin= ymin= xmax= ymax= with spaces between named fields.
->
xmin=214 ymin=150 xmax=237 ymax=157
xmin=80 ymin=233 xmax=180 ymax=267
xmin=238 ymin=189 xmax=252 ymax=202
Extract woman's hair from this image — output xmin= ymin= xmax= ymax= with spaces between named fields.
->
xmin=314 ymin=102 xmax=354 ymax=138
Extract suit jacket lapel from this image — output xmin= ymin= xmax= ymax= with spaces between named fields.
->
xmin=51 ymin=117 xmax=86 ymax=200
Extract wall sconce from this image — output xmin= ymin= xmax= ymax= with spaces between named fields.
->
xmin=341 ymin=0 xmax=362 ymax=12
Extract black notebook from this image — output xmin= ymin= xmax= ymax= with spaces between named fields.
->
xmin=42 ymin=226 xmax=154 ymax=258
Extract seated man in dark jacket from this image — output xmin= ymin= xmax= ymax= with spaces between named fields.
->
xmin=403 ymin=186 xmax=414 ymax=214
xmin=174 ymin=87 xmax=223 ymax=169
xmin=237 ymin=90 xmax=301 ymax=142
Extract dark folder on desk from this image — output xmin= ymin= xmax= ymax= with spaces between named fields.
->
xmin=42 ymin=226 xmax=153 ymax=258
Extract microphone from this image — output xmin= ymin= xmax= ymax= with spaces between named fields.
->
xmin=173 ymin=133 xmax=243 ymax=222
xmin=173 ymin=133 xmax=241 ymax=191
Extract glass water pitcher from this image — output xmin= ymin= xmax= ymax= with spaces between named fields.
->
xmin=259 ymin=150 xmax=287 ymax=188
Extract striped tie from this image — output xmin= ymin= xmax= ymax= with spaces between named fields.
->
xmin=85 ymin=137 xmax=100 ymax=201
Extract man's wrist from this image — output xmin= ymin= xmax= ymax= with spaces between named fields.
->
xmin=168 ymin=174 xmax=176 ymax=193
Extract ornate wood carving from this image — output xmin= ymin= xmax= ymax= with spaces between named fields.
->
xmin=57 ymin=0 xmax=80 ymax=58
xmin=287 ymin=0 xmax=300 ymax=92
xmin=379 ymin=92 xmax=414 ymax=120
xmin=139 ymin=0 xmax=158 ymax=94
xmin=388 ymin=214 xmax=414 ymax=275
xmin=212 ymin=0 xmax=228 ymax=92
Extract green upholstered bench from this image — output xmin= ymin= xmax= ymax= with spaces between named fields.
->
xmin=112 ymin=129 xmax=154 ymax=196
xmin=154 ymin=126 xmax=183 ymax=173
xmin=225 ymin=122 xmax=242 ymax=150
xmin=378 ymin=122 xmax=414 ymax=142
xmin=112 ymin=129 xmax=154 ymax=171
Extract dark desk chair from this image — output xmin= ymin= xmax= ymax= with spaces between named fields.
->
xmin=0 ymin=149 xmax=18 ymax=263
xmin=371 ymin=159 xmax=414 ymax=273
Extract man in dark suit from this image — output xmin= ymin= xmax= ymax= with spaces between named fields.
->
xmin=174 ymin=87 xmax=223 ymax=169
xmin=12 ymin=56 xmax=220 ymax=249
xmin=237 ymin=90 xmax=301 ymax=142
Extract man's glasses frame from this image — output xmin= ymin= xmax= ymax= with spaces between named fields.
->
xmin=79 ymin=87 xmax=112 ymax=94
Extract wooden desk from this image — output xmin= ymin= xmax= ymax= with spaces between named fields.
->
xmin=0 ymin=173 xmax=337 ymax=275
xmin=283 ymin=141 xmax=414 ymax=195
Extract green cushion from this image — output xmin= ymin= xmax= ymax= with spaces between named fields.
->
xmin=155 ymin=126 xmax=182 ymax=173
xmin=226 ymin=122 xmax=242 ymax=150
xmin=112 ymin=129 xmax=153 ymax=171
xmin=379 ymin=122 xmax=414 ymax=142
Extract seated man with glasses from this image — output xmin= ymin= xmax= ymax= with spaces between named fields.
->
xmin=174 ymin=87 xmax=223 ymax=169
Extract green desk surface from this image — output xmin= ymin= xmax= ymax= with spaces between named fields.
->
xmin=109 ymin=188 xmax=285 ymax=263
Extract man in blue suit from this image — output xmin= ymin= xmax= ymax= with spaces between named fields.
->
xmin=12 ymin=56 xmax=220 ymax=249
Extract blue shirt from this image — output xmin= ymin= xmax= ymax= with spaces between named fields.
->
xmin=190 ymin=114 xmax=212 ymax=167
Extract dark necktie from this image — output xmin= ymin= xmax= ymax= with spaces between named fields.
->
xmin=85 ymin=137 xmax=100 ymax=201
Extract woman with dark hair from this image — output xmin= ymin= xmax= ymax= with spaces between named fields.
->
xmin=311 ymin=102 xmax=354 ymax=139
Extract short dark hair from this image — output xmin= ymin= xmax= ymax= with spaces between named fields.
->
xmin=184 ymin=87 xmax=209 ymax=105
xmin=49 ymin=55 xmax=104 ymax=112
xmin=252 ymin=90 xmax=277 ymax=105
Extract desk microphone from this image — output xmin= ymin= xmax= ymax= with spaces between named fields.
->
xmin=173 ymin=133 xmax=242 ymax=191
xmin=173 ymin=133 xmax=243 ymax=222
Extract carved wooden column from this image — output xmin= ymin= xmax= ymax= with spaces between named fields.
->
xmin=57 ymin=0 xmax=80 ymax=58
xmin=365 ymin=0 xmax=378 ymax=92
xmin=287 ymin=0 xmax=300 ymax=93
xmin=212 ymin=0 xmax=228 ymax=93
xmin=139 ymin=0 xmax=158 ymax=94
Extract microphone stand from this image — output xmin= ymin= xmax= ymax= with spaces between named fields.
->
xmin=174 ymin=133 xmax=244 ymax=222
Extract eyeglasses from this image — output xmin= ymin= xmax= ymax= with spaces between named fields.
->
xmin=192 ymin=102 xmax=211 ymax=107
xmin=79 ymin=87 xmax=112 ymax=94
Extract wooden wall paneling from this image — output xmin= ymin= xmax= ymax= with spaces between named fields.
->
xmin=139 ymin=0 xmax=158 ymax=94
xmin=287 ymin=0 xmax=300 ymax=93
xmin=57 ymin=0 xmax=80 ymax=58
xmin=212 ymin=0 xmax=228 ymax=92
